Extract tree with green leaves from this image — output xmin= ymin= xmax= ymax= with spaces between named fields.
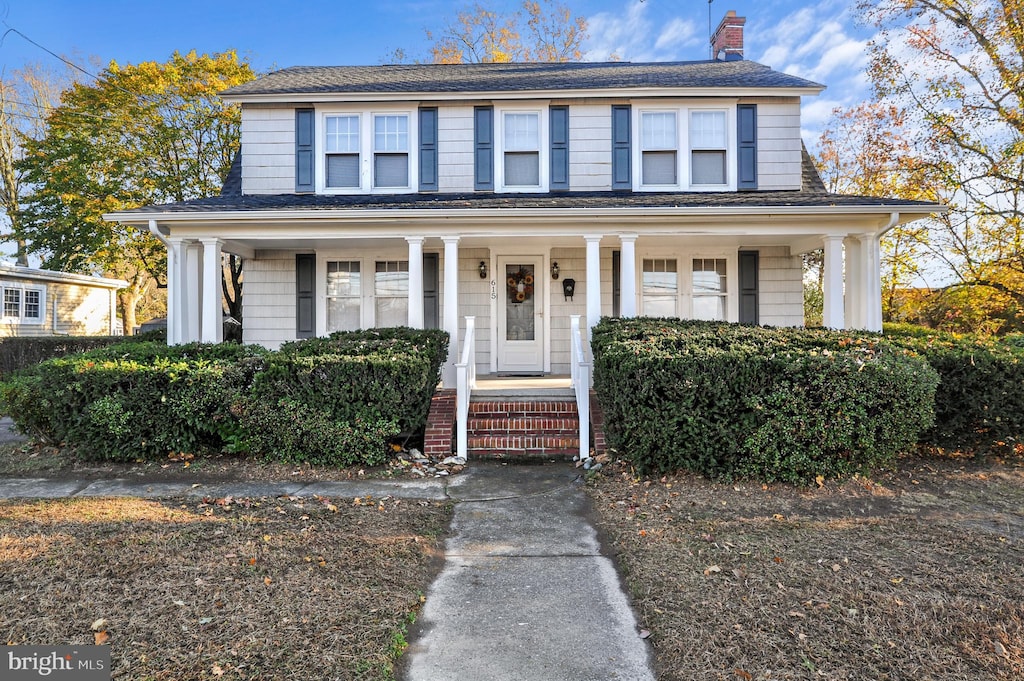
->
xmin=855 ymin=0 xmax=1024 ymax=332
xmin=18 ymin=50 xmax=255 ymax=333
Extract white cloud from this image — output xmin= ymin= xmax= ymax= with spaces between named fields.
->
xmin=654 ymin=18 xmax=700 ymax=53
xmin=583 ymin=1 xmax=699 ymax=62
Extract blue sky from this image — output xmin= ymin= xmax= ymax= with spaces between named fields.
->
xmin=0 ymin=0 xmax=877 ymax=142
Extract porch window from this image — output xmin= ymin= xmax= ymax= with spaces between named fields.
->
xmin=642 ymin=258 xmax=677 ymax=316
xmin=373 ymin=114 xmax=410 ymax=188
xmin=690 ymin=111 xmax=727 ymax=185
xmin=640 ymin=112 xmax=677 ymax=186
xmin=692 ymin=258 xmax=727 ymax=320
xmin=503 ymin=112 xmax=540 ymax=187
xmin=375 ymin=260 xmax=409 ymax=327
xmin=325 ymin=115 xmax=360 ymax=188
xmin=326 ymin=261 xmax=361 ymax=331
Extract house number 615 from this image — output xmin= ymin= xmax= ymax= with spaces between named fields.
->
xmin=490 ymin=280 xmax=497 ymax=300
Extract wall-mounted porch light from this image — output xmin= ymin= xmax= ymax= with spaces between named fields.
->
xmin=479 ymin=261 xmax=488 ymax=279
xmin=550 ymin=261 xmax=560 ymax=280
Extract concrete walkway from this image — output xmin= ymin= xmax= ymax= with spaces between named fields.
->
xmin=402 ymin=463 xmax=656 ymax=681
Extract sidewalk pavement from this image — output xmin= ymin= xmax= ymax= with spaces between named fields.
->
xmin=0 ymin=442 xmax=656 ymax=681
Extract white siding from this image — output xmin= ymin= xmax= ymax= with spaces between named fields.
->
xmin=452 ymin=248 xmax=492 ymax=373
xmin=754 ymin=99 xmax=803 ymax=191
xmin=549 ymin=247 xmax=588 ymax=373
xmin=242 ymin=255 xmax=296 ymax=349
xmin=757 ymin=246 xmax=804 ymax=326
xmin=569 ymin=105 xmax=612 ymax=191
xmin=240 ymin=107 xmax=295 ymax=195
xmin=438 ymin=106 xmax=475 ymax=193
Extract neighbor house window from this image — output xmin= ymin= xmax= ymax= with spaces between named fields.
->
xmin=690 ymin=110 xmax=727 ymax=185
xmin=503 ymin=112 xmax=540 ymax=187
xmin=375 ymin=260 xmax=409 ymax=327
xmin=692 ymin=258 xmax=727 ymax=320
xmin=326 ymin=261 xmax=361 ymax=331
xmin=640 ymin=111 xmax=678 ymax=186
xmin=325 ymin=115 xmax=360 ymax=188
xmin=1 ymin=285 xmax=44 ymax=323
xmin=373 ymin=114 xmax=409 ymax=188
xmin=642 ymin=258 xmax=677 ymax=316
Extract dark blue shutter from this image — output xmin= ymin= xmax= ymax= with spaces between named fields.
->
xmin=738 ymin=250 xmax=759 ymax=325
xmin=737 ymin=104 xmax=757 ymax=190
xmin=296 ymin=254 xmax=316 ymax=338
xmin=419 ymin=107 xmax=438 ymax=192
xmin=611 ymin=105 xmax=631 ymax=190
xmin=474 ymin=106 xmax=494 ymax=191
xmin=423 ymin=253 xmax=439 ymax=329
xmin=550 ymin=106 xmax=569 ymax=191
xmin=295 ymin=108 xmax=315 ymax=193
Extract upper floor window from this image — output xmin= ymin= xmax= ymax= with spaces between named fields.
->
xmin=320 ymin=110 xmax=414 ymax=193
xmin=503 ymin=112 xmax=540 ymax=187
xmin=690 ymin=111 xmax=727 ymax=186
xmin=2 ymin=284 xmax=44 ymax=324
xmin=374 ymin=115 xmax=409 ymax=188
xmin=640 ymin=112 xmax=678 ymax=186
xmin=325 ymin=115 xmax=360 ymax=188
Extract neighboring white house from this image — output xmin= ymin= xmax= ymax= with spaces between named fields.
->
xmin=105 ymin=12 xmax=943 ymax=383
xmin=0 ymin=263 xmax=125 ymax=338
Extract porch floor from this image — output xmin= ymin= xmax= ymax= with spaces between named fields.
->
xmin=474 ymin=374 xmax=571 ymax=397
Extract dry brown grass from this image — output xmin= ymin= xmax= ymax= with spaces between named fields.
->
xmin=0 ymin=494 xmax=451 ymax=680
xmin=588 ymin=455 xmax=1024 ymax=681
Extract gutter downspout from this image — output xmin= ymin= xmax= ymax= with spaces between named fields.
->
xmin=870 ymin=212 xmax=898 ymax=333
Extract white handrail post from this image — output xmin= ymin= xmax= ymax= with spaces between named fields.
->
xmin=569 ymin=315 xmax=592 ymax=461
xmin=456 ymin=316 xmax=476 ymax=460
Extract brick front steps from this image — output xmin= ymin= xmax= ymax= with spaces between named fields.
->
xmin=467 ymin=398 xmax=581 ymax=460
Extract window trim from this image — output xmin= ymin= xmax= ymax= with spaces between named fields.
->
xmin=315 ymin=106 xmax=418 ymax=195
xmin=638 ymin=109 xmax=679 ymax=189
xmin=315 ymin=250 xmax=414 ymax=335
xmin=632 ymin=101 xmax=738 ymax=192
xmin=1 ymin=283 xmax=46 ymax=325
xmin=495 ymin=105 xmax=550 ymax=193
xmin=636 ymin=249 xmax=738 ymax=321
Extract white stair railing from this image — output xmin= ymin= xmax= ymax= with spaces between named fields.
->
xmin=455 ymin=316 xmax=477 ymax=459
xmin=569 ymin=315 xmax=591 ymax=462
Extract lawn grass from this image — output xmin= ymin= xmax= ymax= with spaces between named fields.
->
xmin=0 ymin=494 xmax=451 ymax=680
xmin=588 ymin=454 xmax=1024 ymax=681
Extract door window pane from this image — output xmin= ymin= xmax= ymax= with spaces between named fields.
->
xmin=505 ymin=264 xmax=536 ymax=341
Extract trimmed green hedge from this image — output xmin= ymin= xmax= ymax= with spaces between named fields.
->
xmin=0 ymin=328 xmax=448 ymax=467
xmin=883 ymin=324 xmax=1024 ymax=449
xmin=0 ymin=330 xmax=166 ymax=379
xmin=592 ymin=318 xmax=938 ymax=483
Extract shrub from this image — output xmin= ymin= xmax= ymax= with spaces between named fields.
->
xmin=0 ymin=330 xmax=166 ymax=379
xmin=591 ymin=318 xmax=938 ymax=483
xmin=883 ymin=324 xmax=1024 ymax=449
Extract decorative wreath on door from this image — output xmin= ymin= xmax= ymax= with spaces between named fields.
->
xmin=506 ymin=268 xmax=534 ymax=303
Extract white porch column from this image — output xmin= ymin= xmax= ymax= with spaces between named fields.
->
xmin=862 ymin=234 xmax=883 ymax=332
xmin=406 ymin=237 xmax=425 ymax=329
xmin=442 ymin=236 xmax=460 ymax=386
xmin=844 ymin=236 xmax=864 ymax=330
xmin=165 ymin=237 xmax=183 ymax=344
xmin=585 ymin=235 xmax=603 ymax=335
xmin=822 ymin=235 xmax=845 ymax=330
xmin=200 ymin=238 xmax=223 ymax=343
xmin=184 ymin=242 xmax=202 ymax=343
xmin=619 ymin=233 xmax=637 ymax=318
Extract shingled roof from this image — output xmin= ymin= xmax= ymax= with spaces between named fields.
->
xmin=221 ymin=60 xmax=824 ymax=97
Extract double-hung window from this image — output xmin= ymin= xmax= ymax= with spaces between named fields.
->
xmin=374 ymin=260 xmax=409 ymax=327
xmin=503 ymin=112 xmax=540 ymax=187
xmin=1 ymin=284 xmax=44 ymax=324
xmin=642 ymin=258 xmax=678 ymax=317
xmin=692 ymin=258 xmax=728 ymax=320
xmin=325 ymin=115 xmax=360 ymax=188
xmin=640 ymin=112 xmax=678 ymax=186
xmin=326 ymin=261 xmax=361 ymax=332
xmin=690 ymin=111 xmax=727 ymax=185
xmin=373 ymin=114 xmax=409 ymax=188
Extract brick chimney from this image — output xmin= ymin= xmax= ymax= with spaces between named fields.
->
xmin=711 ymin=10 xmax=745 ymax=61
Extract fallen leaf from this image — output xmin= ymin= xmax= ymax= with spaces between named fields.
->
xmin=734 ymin=669 xmax=753 ymax=681
xmin=831 ymin=564 xmax=841 ymax=572
xmin=772 ymin=513 xmax=785 ymax=521
xmin=815 ymin=475 xmax=825 ymax=488
xmin=773 ymin=556 xmax=784 ymax=564
xmin=890 ymin=576 xmax=904 ymax=584
xmin=994 ymin=641 xmax=1009 ymax=658
xmin=90 ymin=618 xmax=107 ymax=632
xmin=212 ymin=664 xmax=225 ymax=677
xmin=94 ymin=631 xmax=109 ymax=645
xmin=787 ymin=610 xmax=806 ymax=618
xmin=703 ymin=565 xmax=722 ymax=576
xmin=263 ymin=577 xmax=272 ymax=586
xmin=639 ymin=629 xmax=651 ymax=639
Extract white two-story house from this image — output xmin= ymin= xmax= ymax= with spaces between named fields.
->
xmin=107 ymin=12 xmax=941 ymax=385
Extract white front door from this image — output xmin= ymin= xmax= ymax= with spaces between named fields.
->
xmin=497 ymin=257 xmax=544 ymax=373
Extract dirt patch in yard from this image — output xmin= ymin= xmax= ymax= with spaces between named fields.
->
xmin=0 ymin=494 xmax=451 ymax=680
xmin=587 ymin=453 xmax=1024 ymax=681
